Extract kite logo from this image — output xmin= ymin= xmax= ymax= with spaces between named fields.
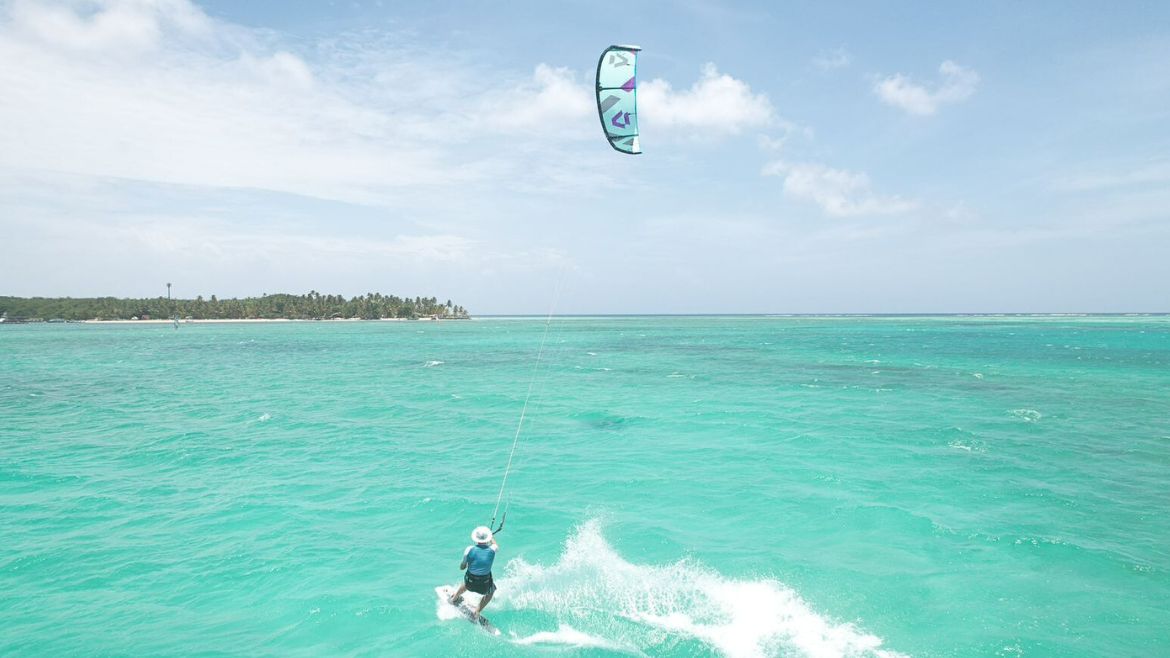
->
xmin=609 ymin=52 xmax=631 ymax=67
xmin=611 ymin=111 xmax=631 ymax=128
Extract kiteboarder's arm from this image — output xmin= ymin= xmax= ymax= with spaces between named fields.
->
xmin=460 ymin=545 xmax=470 ymax=570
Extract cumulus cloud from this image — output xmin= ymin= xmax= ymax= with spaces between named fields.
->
xmin=874 ymin=60 xmax=979 ymax=115
xmin=479 ymin=64 xmax=593 ymax=135
xmin=762 ymin=161 xmax=917 ymax=217
xmin=640 ymin=63 xmax=774 ymax=135
xmin=485 ymin=61 xmax=777 ymax=139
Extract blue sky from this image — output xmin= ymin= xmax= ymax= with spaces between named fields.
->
xmin=1 ymin=0 xmax=1167 ymax=313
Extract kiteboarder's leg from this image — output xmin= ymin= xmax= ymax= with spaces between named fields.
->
xmin=472 ymin=577 xmax=496 ymax=620
xmin=448 ymin=582 xmax=467 ymax=605
xmin=473 ymin=591 xmax=493 ymax=620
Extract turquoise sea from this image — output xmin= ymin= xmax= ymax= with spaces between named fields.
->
xmin=2 ymin=317 xmax=1168 ymax=657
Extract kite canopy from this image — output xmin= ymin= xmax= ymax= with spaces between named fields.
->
xmin=595 ymin=45 xmax=641 ymax=154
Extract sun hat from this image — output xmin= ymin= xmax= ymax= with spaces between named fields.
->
xmin=471 ymin=526 xmax=493 ymax=544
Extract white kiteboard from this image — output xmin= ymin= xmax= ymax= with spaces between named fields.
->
xmin=435 ymin=585 xmax=501 ymax=636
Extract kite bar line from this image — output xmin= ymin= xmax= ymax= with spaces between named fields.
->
xmin=488 ymin=270 xmax=565 ymax=534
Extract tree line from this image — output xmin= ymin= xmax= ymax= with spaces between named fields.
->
xmin=0 ymin=291 xmax=470 ymax=321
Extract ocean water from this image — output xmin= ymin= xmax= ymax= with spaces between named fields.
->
xmin=1 ymin=316 xmax=1168 ymax=657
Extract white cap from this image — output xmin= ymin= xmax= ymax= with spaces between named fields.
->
xmin=471 ymin=526 xmax=493 ymax=544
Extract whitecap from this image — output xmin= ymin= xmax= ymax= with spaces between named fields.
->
xmin=423 ymin=360 xmax=444 ymax=368
xmin=1009 ymin=409 xmax=1042 ymax=422
xmin=257 ymin=413 xmax=272 ymax=422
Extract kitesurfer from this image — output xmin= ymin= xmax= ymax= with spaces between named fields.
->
xmin=448 ymin=526 xmax=498 ymax=620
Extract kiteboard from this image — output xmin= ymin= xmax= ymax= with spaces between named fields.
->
xmin=435 ymin=585 xmax=500 ymax=636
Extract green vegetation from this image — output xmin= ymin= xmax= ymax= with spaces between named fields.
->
xmin=0 ymin=291 xmax=469 ymax=322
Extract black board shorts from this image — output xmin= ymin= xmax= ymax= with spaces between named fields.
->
xmin=464 ymin=571 xmax=496 ymax=596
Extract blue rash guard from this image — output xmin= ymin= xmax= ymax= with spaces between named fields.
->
xmin=463 ymin=543 xmax=496 ymax=576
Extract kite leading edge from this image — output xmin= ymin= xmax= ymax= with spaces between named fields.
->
xmin=596 ymin=45 xmax=642 ymax=155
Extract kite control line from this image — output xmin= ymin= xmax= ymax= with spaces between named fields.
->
xmin=487 ymin=271 xmax=565 ymax=533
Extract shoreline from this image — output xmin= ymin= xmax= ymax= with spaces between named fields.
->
xmin=76 ymin=317 xmax=436 ymax=324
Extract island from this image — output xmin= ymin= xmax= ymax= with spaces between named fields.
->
xmin=0 ymin=292 xmax=470 ymax=323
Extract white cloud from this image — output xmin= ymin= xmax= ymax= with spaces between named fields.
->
xmin=640 ymin=63 xmax=774 ymax=135
xmin=874 ymin=60 xmax=979 ymax=115
xmin=0 ymin=1 xmax=771 ymax=209
xmin=478 ymin=64 xmax=593 ymax=136
xmin=7 ymin=0 xmax=212 ymax=54
xmin=762 ymin=161 xmax=917 ymax=217
xmin=0 ymin=0 xmax=470 ymax=206
xmin=812 ymin=47 xmax=851 ymax=71
xmin=482 ymin=61 xmax=777 ymax=139
xmin=242 ymin=51 xmax=316 ymax=90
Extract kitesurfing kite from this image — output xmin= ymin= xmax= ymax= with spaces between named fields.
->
xmin=596 ymin=45 xmax=641 ymax=154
